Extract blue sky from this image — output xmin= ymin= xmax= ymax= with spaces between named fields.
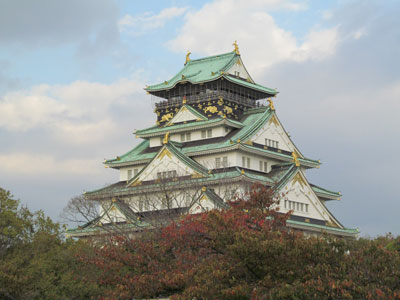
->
xmin=0 ymin=0 xmax=399 ymax=236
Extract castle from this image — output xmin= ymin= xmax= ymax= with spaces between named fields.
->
xmin=68 ymin=43 xmax=357 ymax=239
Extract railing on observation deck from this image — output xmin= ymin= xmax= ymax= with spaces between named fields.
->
xmin=154 ymin=90 xmax=267 ymax=109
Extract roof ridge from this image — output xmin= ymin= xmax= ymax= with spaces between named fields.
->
xmin=238 ymin=107 xmax=272 ymax=141
xmin=166 ymin=143 xmax=209 ymax=175
xmin=272 ymin=164 xmax=298 ymax=191
xmin=189 ymin=51 xmax=236 ymax=63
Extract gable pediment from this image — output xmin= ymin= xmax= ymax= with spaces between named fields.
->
xmin=128 ymin=144 xmax=208 ymax=186
xmin=166 ymin=105 xmax=207 ymax=126
xmin=98 ymin=202 xmax=128 ymax=225
xmin=278 ymin=170 xmax=342 ymax=228
xmin=226 ymin=57 xmax=254 ymax=82
xmin=251 ymin=113 xmax=303 ymax=156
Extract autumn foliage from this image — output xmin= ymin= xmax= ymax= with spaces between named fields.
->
xmin=1 ymin=185 xmax=400 ymax=300
xmin=79 ymin=184 xmax=400 ymax=300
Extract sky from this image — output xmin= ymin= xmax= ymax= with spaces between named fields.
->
xmin=0 ymin=0 xmax=399 ymax=237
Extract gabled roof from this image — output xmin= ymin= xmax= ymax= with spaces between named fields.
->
xmin=66 ymin=200 xmax=151 ymax=237
xmin=167 ymin=141 xmax=209 ymax=176
xmin=106 ymin=108 xmax=320 ymax=169
xmin=136 ymin=116 xmax=243 ymax=138
xmin=231 ymin=107 xmax=273 ymax=142
xmin=165 ymin=104 xmax=208 ymax=126
xmin=269 ymin=164 xmax=344 ymax=229
xmin=127 ymin=141 xmax=210 ymax=186
xmin=105 ymin=139 xmax=152 ymax=165
xmin=145 ymin=51 xmax=277 ymax=96
xmin=202 ymin=188 xmax=230 ymax=209
xmin=310 ymin=184 xmax=341 ymax=200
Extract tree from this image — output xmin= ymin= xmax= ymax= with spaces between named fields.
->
xmin=0 ymin=187 xmax=103 ymax=300
xmin=81 ymin=184 xmax=400 ymax=300
xmin=0 ymin=188 xmax=33 ymax=256
xmin=61 ymin=170 xmax=243 ymax=240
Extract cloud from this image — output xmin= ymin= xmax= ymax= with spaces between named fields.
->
xmin=0 ymin=0 xmax=119 ymax=48
xmin=118 ymin=6 xmax=188 ymax=36
xmin=253 ymin=1 xmax=400 ymax=236
xmin=0 ymin=153 xmax=101 ymax=176
xmin=167 ymin=0 xmax=338 ymax=75
xmin=0 ymin=79 xmax=146 ymax=144
xmin=0 ymin=75 xmax=157 ymax=179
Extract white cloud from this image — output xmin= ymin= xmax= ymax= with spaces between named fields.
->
xmin=294 ymin=27 xmax=339 ymax=62
xmin=0 ymin=79 xmax=145 ymax=144
xmin=352 ymin=28 xmax=367 ymax=40
xmin=119 ymin=6 xmax=188 ymax=36
xmin=0 ymin=153 xmax=101 ymax=176
xmin=167 ymin=0 xmax=338 ymax=76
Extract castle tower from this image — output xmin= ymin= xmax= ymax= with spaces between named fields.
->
xmin=68 ymin=44 xmax=358 ymax=238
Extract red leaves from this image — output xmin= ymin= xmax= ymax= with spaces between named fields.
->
xmin=77 ymin=185 xmax=400 ymax=300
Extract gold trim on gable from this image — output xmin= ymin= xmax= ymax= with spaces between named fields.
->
xmin=158 ymin=148 xmax=172 ymax=160
xmin=268 ymin=115 xmax=279 ymax=126
xmin=292 ymin=173 xmax=306 ymax=188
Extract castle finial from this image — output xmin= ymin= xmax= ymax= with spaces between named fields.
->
xmin=163 ymin=132 xmax=170 ymax=144
xmin=185 ymin=50 xmax=191 ymax=65
xmin=292 ymin=152 xmax=300 ymax=167
xmin=233 ymin=41 xmax=240 ymax=55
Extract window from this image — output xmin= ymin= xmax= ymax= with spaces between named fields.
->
xmin=242 ymin=156 xmax=246 ymax=167
xmin=180 ymin=133 xmax=185 ymax=142
xmin=234 ymin=71 xmax=240 ymax=77
xmin=222 ymin=156 xmax=228 ymax=167
xmin=160 ymin=137 xmax=163 ymax=144
xmin=186 ymin=132 xmax=191 ymax=141
xmin=207 ymin=129 xmax=212 ymax=138
xmin=201 ymin=130 xmax=206 ymax=138
xmin=264 ymin=162 xmax=268 ymax=172
xmin=265 ymin=138 xmax=279 ymax=148
xmin=285 ymin=200 xmax=308 ymax=213
xmin=215 ymin=157 xmax=221 ymax=168
xmin=247 ymin=158 xmax=250 ymax=168
xmin=225 ymin=127 xmax=229 ymax=133
xmin=134 ymin=168 xmax=139 ymax=176
xmin=127 ymin=169 xmax=132 ymax=180
xmin=144 ymin=199 xmax=150 ymax=210
xmin=157 ymin=170 xmax=177 ymax=179
xmin=259 ymin=161 xmax=263 ymax=171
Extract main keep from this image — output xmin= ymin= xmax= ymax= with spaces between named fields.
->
xmin=68 ymin=44 xmax=358 ymax=238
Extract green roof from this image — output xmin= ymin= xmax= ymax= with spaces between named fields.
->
xmin=231 ymin=107 xmax=273 ymax=142
xmin=106 ymin=108 xmax=320 ymax=169
xmin=145 ymin=51 xmax=277 ymax=96
xmin=126 ymin=141 xmax=209 ymax=186
xmin=202 ymin=188 xmax=230 ymax=209
xmin=224 ymin=75 xmax=277 ymax=95
xmin=136 ymin=117 xmax=243 ymax=137
xmin=311 ymin=184 xmax=341 ymax=200
xmin=66 ymin=200 xmax=151 ymax=236
xmin=166 ymin=142 xmax=209 ymax=176
xmin=105 ymin=139 xmax=154 ymax=165
xmin=287 ymin=220 xmax=358 ymax=235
